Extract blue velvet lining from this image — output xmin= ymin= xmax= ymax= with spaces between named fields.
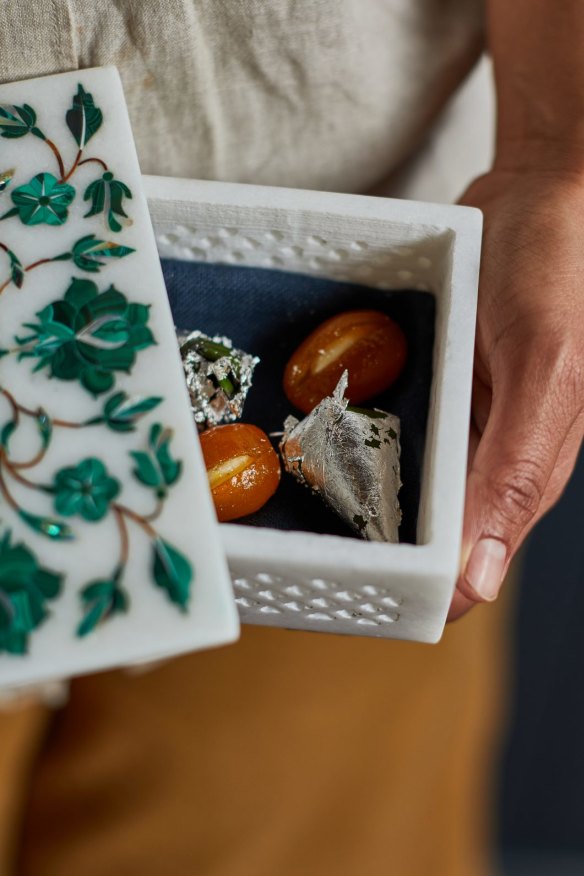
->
xmin=161 ymin=259 xmax=435 ymax=544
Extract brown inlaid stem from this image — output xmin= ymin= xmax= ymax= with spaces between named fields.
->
xmin=0 ymin=456 xmax=19 ymax=511
xmin=24 ymin=257 xmax=54 ymax=272
xmin=114 ymin=503 xmax=158 ymax=540
xmin=78 ymin=156 xmax=108 ymax=172
xmin=0 ymin=244 xmax=12 ymax=297
xmin=143 ymin=498 xmax=164 ymax=524
xmin=2 ymin=455 xmax=42 ymax=491
xmin=0 ymin=388 xmax=20 ymax=423
xmin=45 ymin=138 xmax=65 ymax=179
xmin=61 ymin=148 xmax=83 ymax=183
xmin=113 ymin=505 xmax=130 ymax=568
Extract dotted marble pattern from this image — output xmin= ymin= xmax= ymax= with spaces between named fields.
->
xmin=155 ymin=223 xmax=436 ymax=293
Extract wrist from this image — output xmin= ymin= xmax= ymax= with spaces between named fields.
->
xmin=493 ymin=135 xmax=584 ymax=184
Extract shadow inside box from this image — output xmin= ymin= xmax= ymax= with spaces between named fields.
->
xmin=161 ymin=259 xmax=435 ymax=545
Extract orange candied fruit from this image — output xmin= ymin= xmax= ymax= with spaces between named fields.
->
xmin=283 ymin=309 xmax=407 ymax=414
xmin=199 ymin=423 xmax=281 ymax=522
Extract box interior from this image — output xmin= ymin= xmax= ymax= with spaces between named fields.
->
xmin=151 ymin=192 xmax=460 ymax=556
xmin=162 ymin=258 xmax=435 ymax=545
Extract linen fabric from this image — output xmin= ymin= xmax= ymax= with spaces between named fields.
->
xmin=0 ymin=0 xmax=484 ymax=191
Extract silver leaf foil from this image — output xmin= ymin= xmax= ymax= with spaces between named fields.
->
xmin=177 ymin=330 xmax=259 ymax=431
xmin=280 ymin=372 xmax=402 ymax=542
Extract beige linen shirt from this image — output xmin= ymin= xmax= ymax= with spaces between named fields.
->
xmin=0 ymin=1 xmax=483 ymax=192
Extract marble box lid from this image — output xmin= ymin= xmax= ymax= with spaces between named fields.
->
xmin=0 ymin=66 xmax=239 ymax=688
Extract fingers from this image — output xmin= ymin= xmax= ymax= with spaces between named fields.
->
xmin=456 ymin=340 xmax=583 ymax=608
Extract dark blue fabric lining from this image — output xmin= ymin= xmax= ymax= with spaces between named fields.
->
xmin=161 ymin=259 xmax=435 ymax=544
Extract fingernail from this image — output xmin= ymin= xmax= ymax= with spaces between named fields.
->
xmin=464 ymin=538 xmax=507 ymax=601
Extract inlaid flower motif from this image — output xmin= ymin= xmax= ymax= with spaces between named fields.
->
xmin=0 ymin=80 xmax=192 ymax=652
xmin=1 ymin=172 xmax=75 ymax=226
xmin=16 ymin=277 xmax=155 ymax=395
xmin=0 ymin=531 xmax=62 ymax=655
xmin=84 ymin=172 xmax=132 ymax=232
xmin=53 ymin=458 xmax=120 ymax=522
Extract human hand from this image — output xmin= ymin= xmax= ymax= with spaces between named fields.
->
xmin=449 ymin=169 xmax=584 ymax=621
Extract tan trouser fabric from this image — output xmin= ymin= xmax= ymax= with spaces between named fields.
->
xmin=13 ymin=588 xmax=512 ymax=876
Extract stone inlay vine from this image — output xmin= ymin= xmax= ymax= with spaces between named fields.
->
xmin=0 ymin=83 xmax=193 ymax=654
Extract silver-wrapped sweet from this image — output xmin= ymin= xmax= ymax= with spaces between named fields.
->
xmin=177 ymin=330 xmax=259 ymax=431
xmin=279 ymin=372 xmax=402 ymax=542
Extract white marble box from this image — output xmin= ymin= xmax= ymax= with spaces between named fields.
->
xmin=146 ymin=177 xmax=482 ymax=643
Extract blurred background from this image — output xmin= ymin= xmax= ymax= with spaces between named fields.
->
xmin=498 ymin=448 xmax=584 ymax=876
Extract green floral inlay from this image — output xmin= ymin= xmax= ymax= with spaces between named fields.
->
xmin=0 ymin=85 xmax=132 ymax=229
xmin=76 ymin=424 xmax=193 ymax=636
xmin=66 ymin=84 xmax=103 ymax=148
xmin=78 ymin=577 xmax=128 ymax=638
xmin=0 ymin=80 xmax=194 ymax=653
xmin=84 ymin=172 xmax=133 ymax=232
xmin=0 ymin=243 xmax=24 ymax=290
xmin=90 ymin=391 xmax=163 ymax=433
xmin=14 ymin=277 xmax=155 ymax=395
xmin=0 ymin=169 xmax=15 ymax=194
xmin=0 ymin=104 xmax=42 ymax=139
xmin=1 ymin=173 xmax=76 ymax=226
xmin=131 ymin=423 xmax=182 ymax=500
xmin=71 ymin=235 xmax=135 ymax=272
xmin=0 ymin=235 xmax=135 ymax=297
xmin=52 ymin=458 xmax=121 ymax=522
xmin=0 ymin=530 xmax=62 ymax=655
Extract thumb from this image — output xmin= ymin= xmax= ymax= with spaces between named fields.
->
xmin=457 ymin=349 xmax=579 ymax=605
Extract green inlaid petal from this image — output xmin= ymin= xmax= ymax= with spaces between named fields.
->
xmin=71 ymin=235 xmax=135 ymax=273
xmin=0 ymin=530 xmax=63 ymax=654
xmin=15 ymin=278 xmax=156 ymax=395
xmin=0 ymin=104 xmax=37 ymax=139
xmin=3 ymin=173 xmax=75 ymax=226
xmin=66 ymin=84 xmax=103 ymax=148
xmin=18 ymin=511 xmax=74 ymax=541
xmin=53 ymin=458 xmax=120 ymax=522
xmin=152 ymin=538 xmax=193 ymax=611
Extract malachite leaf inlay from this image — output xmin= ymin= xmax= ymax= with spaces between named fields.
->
xmin=1 ymin=173 xmax=75 ymax=226
xmin=152 ymin=538 xmax=193 ymax=612
xmin=0 ymin=104 xmax=43 ymax=140
xmin=7 ymin=247 xmax=24 ymax=288
xmin=17 ymin=510 xmax=74 ymax=541
xmin=85 ymin=391 xmax=163 ymax=433
xmin=131 ymin=423 xmax=182 ymax=497
xmin=0 ymin=420 xmax=16 ymax=449
xmin=15 ymin=277 xmax=155 ymax=395
xmin=71 ymin=235 xmax=135 ymax=272
xmin=77 ymin=577 xmax=128 ymax=638
xmin=0 ymin=80 xmax=193 ymax=654
xmin=52 ymin=458 xmax=121 ymax=522
xmin=66 ymin=84 xmax=103 ymax=148
xmin=0 ymin=530 xmax=62 ymax=654
xmin=35 ymin=410 xmax=53 ymax=450
xmin=0 ymin=168 xmax=15 ymax=194
xmin=84 ymin=172 xmax=133 ymax=233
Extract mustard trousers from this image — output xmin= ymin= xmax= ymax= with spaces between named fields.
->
xmin=0 ymin=588 xmax=513 ymax=876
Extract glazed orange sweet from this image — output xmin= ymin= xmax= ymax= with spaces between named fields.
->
xmin=200 ymin=423 xmax=281 ymax=522
xmin=283 ymin=310 xmax=407 ymax=414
